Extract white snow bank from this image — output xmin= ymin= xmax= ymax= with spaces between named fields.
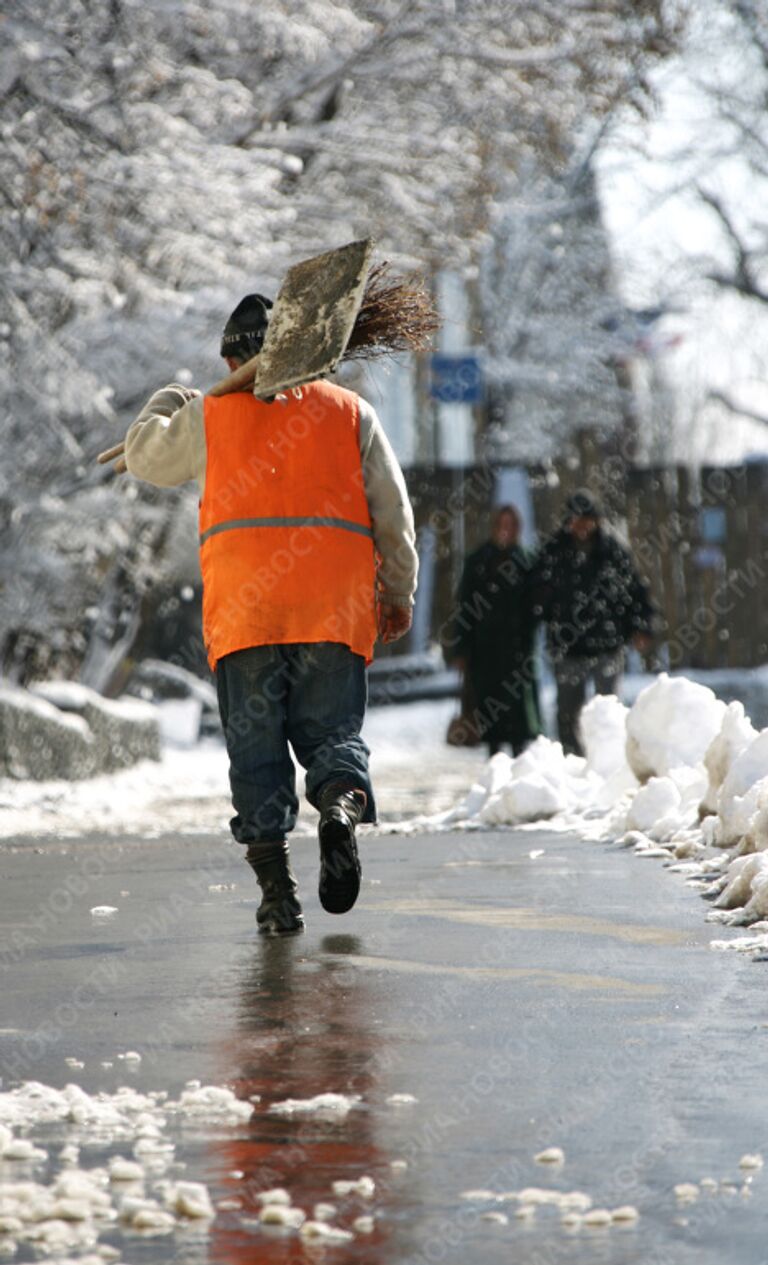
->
xmin=404 ymin=674 xmax=768 ymax=952
xmin=701 ymin=701 xmax=757 ymax=815
xmin=477 ymin=740 xmax=599 ymax=826
xmin=625 ymin=674 xmax=725 ymax=781
xmin=0 ymin=740 xmax=233 ymax=839
xmin=716 ymin=730 xmax=768 ymax=847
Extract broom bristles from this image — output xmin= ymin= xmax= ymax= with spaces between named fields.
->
xmin=343 ymin=262 xmax=440 ymax=362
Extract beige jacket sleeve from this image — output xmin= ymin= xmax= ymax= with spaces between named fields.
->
xmin=358 ymin=398 xmax=418 ymax=607
xmin=124 ymin=385 xmax=207 ymax=493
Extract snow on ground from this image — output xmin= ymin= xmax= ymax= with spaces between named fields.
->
xmin=0 ymin=741 xmax=234 ymax=841
xmin=4 ymin=673 xmax=768 ymax=955
xmin=0 ymin=698 xmax=478 ymax=841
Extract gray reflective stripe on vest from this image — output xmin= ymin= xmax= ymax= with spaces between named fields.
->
xmin=199 ymin=515 xmax=374 ymax=547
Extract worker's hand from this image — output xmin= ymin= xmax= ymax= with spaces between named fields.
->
xmin=378 ymin=601 xmax=412 ymax=644
xmin=632 ymin=632 xmax=653 ymax=654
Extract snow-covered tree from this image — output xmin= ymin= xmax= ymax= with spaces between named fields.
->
xmin=596 ymin=0 xmax=768 ymax=464
xmin=0 ymin=0 xmax=680 ymax=683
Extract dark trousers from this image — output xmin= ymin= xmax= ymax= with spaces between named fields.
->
xmin=554 ymin=651 xmax=624 ymax=755
xmin=216 ymin=642 xmax=375 ymax=844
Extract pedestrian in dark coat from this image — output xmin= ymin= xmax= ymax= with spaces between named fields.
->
xmin=532 ymin=489 xmax=654 ymax=754
xmin=448 ymin=505 xmax=542 ymax=757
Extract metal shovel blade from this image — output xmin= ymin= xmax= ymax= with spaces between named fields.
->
xmin=251 ymin=238 xmax=373 ymax=399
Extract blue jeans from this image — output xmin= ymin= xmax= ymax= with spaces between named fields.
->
xmin=215 ymin=642 xmax=376 ymax=844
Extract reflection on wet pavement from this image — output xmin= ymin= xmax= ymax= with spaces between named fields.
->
xmin=207 ymin=935 xmax=409 ymax=1263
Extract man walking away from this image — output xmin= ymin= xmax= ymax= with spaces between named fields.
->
xmin=123 ymin=293 xmax=418 ymax=934
xmin=533 ymin=489 xmax=653 ymax=755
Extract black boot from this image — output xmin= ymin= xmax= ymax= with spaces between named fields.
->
xmin=317 ymin=783 xmax=366 ymax=915
xmin=245 ymin=842 xmax=304 ymax=935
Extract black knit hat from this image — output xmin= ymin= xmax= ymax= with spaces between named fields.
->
xmin=220 ymin=293 xmax=273 ymax=359
xmin=565 ymin=488 xmax=602 ymax=520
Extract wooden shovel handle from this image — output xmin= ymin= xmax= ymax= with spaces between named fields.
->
xmin=97 ymin=441 xmax=125 ymax=464
xmin=95 ymin=354 xmax=260 ymax=473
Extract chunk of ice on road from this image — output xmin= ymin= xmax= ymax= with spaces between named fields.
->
xmin=260 ymin=1203 xmax=305 ymax=1227
xmin=90 ymin=907 xmax=118 ymax=917
xmin=611 ymin=1205 xmax=640 ymax=1222
xmin=583 ymin=1208 xmax=613 ymax=1226
xmin=50 ymin=1196 xmax=92 ymax=1221
xmin=2 ymin=1139 xmax=47 ymax=1161
xmin=739 ymin=1153 xmax=764 ymax=1170
xmin=176 ymin=1085 xmax=253 ymax=1121
xmin=332 ymin=1175 xmax=375 ymax=1198
xmin=558 ymin=1191 xmax=592 ymax=1212
xmin=674 ymin=1183 xmax=699 ymax=1203
xmin=127 ymin=1205 xmax=176 ymax=1232
xmin=160 ymin=1180 xmax=214 ymax=1219
xmin=313 ymin=1202 xmax=337 ymax=1221
xmin=386 ymin=1093 xmax=417 ymax=1105
xmin=534 ymin=1146 xmax=564 ymax=1165
xmin=108 ymin=1157 xmax=144 ymax=1182
xmin=481 ymin=1210 xmax=508 ymax=1224
xmin=516 ymin=1187 xmax=561 ymax=1205
xmin=256 ymin=1188 xmax=292 ymax=1206
xmin=300 ymin=1220 xmax=354 ymax=1242
xmin=269 ymin=1093 xmax=361 ymax=1117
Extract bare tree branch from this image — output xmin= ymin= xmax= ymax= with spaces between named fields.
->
xmin=708 ymin=388 xmax=768 ymax=427
xmin=697 ymin=184 xmax=768 ymax=303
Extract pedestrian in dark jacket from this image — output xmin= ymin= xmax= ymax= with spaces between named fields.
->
xmin=533 ymin=489 xmax=653 ymax=754
xmin=447 ymin=505 xmax=542 ymax=757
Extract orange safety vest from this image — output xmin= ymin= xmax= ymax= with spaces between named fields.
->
xmin=198 ymin=379 xmax=378 ymax=670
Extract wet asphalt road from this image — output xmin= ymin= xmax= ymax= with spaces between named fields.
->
xmin=1 ymin=824 xmax=768 ymax=1265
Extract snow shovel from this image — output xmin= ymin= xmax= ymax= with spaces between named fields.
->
xmin=97 ymin=237 xmax=374 ymax=474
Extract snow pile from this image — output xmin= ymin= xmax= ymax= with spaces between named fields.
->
xmin=0 ymin=740 xmax=233 ymax=839
xmin=412 ymin=673 xmax=768 ymax=955
xmin=625 ymin=675 xmax=725 ymax=780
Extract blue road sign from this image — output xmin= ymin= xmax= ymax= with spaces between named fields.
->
xmin=430 ymin=353 xmax=483 ymax=404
